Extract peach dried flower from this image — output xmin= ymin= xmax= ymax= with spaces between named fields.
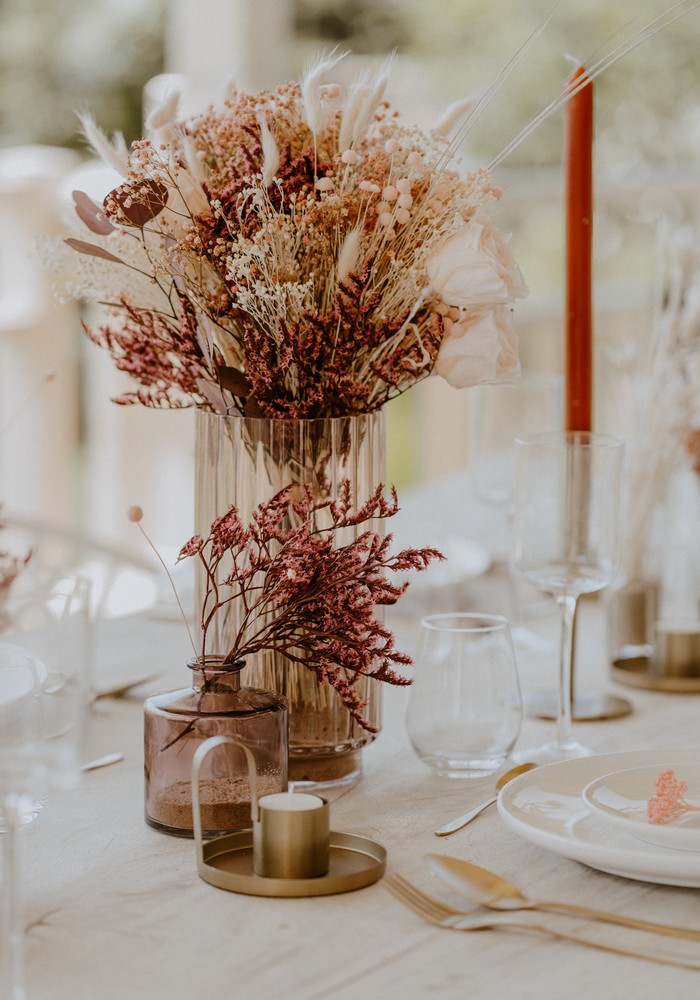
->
xmin=647 ymin=769 xmax=700 ymax=825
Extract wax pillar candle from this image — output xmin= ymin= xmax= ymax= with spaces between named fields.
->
xmin=564 ymin=65 xmax=593 ymax=432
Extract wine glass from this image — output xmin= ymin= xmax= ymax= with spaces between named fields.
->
xmin=0 ymin=566 xmax=90 ymax=1000
xmin=406 ymin=613 xmax=522 ymax=778
xmin=510 ymin=432 xmax=624 ymax=763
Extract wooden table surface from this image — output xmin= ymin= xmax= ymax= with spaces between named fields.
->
xmin=16 ymin=566 xmax=700 ymax=1000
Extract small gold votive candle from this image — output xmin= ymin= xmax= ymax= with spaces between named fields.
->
xmin=253 ymin=792 xmax=330 ymax=879
xmin=651 ymin=620 xmax=700 ymax=679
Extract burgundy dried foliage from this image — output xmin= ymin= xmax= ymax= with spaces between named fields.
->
xmin=82 ymin=297 xmax=209 ymax=408
xmin=239 ymin=262 xmax=443 ymax=418
xmin=177 ymin=481 xmax=443 ymax=730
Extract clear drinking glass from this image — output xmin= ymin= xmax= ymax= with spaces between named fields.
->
xmin=0 ymin=568 xmax=90 ymax=1000
xmin=510 ymin=431 xmax=624 ymax=763
xmin=406 ymin=613 xmax=522 ymax=778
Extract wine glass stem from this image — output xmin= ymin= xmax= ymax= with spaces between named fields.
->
xmin=1 ymin=802 xmax=26 ymax=1000
xmin=556 ymin=592 xmax=579 ymax=752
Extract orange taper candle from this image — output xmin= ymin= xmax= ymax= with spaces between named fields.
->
xmin=564 ymin=64 xmax=593 ymax=432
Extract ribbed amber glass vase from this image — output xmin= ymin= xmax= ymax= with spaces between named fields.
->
xmin=194 ymin=411 xmax=385 ymax=790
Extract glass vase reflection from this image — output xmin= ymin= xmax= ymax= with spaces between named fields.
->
xmin=144 ymin=656 xmax=287 ymax=837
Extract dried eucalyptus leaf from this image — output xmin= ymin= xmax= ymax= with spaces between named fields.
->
xmin=217 ymin=365 xmax=250 ymax=396
xmin=243 ymin=396 xmax=264 ymax=417
xmin=64 ymin=238 xmax=126 ymax=265
xmin=196 ymin=379 xmax=231 ymax=415
xmin=72 ymin=190 xmax=115 ymax=235
xmin=109 ymin=178 xmax=169 ymax=227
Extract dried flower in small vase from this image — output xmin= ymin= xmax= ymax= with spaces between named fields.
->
xmin=178 ymin=479 xmax=443 ymax=730
xmin=139 ymin=479 xmax=441 ymax=835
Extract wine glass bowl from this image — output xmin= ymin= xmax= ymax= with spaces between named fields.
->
xmin=510 ymin=432 xmax=624 ymax=763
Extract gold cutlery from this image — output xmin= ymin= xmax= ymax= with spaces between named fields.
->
xmin=426 ymin=854 xmax=700 ymax=942
xmin=385 ymin=874 xmax=700 ymax=969
xmin=434 ymin=762 xmax=537 ymax=836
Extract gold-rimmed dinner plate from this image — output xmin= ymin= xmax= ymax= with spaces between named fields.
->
xmin=497 ymin=748 xmax=700 ymax=887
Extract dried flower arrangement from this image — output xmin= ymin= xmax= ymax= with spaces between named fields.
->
xmin=52 ymin=3 xmax=700 ymax=419
xmin=647 ymin=768 xmax=700 ymax=825
xmin=58 ymin=53 xmax=529 ymax=418
xmin=133 ymin=481 xmax=441 ymax=731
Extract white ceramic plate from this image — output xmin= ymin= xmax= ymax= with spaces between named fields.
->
xmin=582 ymin=763 xmax=700 ymax=852
xmin=497 ymin=749 xmax=700 ymax=887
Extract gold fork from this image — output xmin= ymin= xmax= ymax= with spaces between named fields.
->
xmin=384 ymin=874 xmax=700 ymax=971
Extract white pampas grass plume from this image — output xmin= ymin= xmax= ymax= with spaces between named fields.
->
xmin=77 ymin=112 xmax=129 ymax=176
xmin=145 ymin=90 xmax=180 ymax=132
xmin=431 ymin=97 xmax=477 ymax=138
xmin=258 ymin=115 xmax=280 ymax=187
xmin=338 ymin=56 xmax=393 ymax=150
xmin=338 ymin=81 xmax=372 ymax=152
xmin=302 ymin=50 xmax=346 ymax=135
xmin=336 ymin=227 xmax=362 ymax=284
xmin=181 ymin=134 xmax=208 ymax=184
xmin=174 ymin=168 xmax=210 ymax=218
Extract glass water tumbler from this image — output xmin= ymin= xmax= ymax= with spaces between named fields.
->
xmin=144 ymin=657 xmax=287 ymax=837
xmin=407 ymin=614 xmax=522 ymax=778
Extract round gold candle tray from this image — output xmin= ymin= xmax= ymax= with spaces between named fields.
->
xmin=612 ymin=656 xmax=700 ymax=693
xmin=523 ymin=690 xmax=632 ymax=721
xmin=196 ymin=829 xmax=386 ymax=897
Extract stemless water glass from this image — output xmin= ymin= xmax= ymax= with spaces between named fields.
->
xmin=407 ymin=613 xmax=522 ymax=778
xmin=511 ymin=431 xmax=624 ymax=763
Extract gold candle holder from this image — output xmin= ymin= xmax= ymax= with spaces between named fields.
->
xmin=652 ymin=620 xmax=700 ymax=679
xmin=191 ymin=735 xmax=330 ymax=880
xmin=190 ymin=735 xmax=386 ymax=896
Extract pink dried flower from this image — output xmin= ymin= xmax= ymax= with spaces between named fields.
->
xmin=647 ymin=769 xmax=700 ymax=825
xmin=177 ymin=480 xmax=443 ymax=730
